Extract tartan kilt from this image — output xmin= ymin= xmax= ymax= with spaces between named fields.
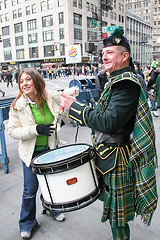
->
xmin=101 ymin=147 xmax=135 ymax=228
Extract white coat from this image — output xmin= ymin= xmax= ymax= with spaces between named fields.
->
xmin=7 ymin=87 xmax=78 ymax=167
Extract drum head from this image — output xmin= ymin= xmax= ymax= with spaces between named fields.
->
xmin=31 ymin=144 xmax=94 ymax=174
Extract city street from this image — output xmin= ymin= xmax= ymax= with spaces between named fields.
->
xmin=0 ymin=75 xmax=160 ymax=240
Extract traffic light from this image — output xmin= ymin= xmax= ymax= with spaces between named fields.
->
xmin=55 ymin=45 xmax=58 ymax=51
xmin=101 ymin=0 xmax=113 ymax=11
xmin=85 ymin=42 xmax=95 ymax=53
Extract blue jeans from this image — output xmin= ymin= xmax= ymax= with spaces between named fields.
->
xmin=150 ymin=100 xmax=156 ymax=109
xmin=19 ymin=150 xmax=60 ymax=233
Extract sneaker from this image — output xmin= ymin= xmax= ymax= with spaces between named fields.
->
xmin=20 ymin=221 xmax=40 ymax=239
xmin=20 ymin=231 xmax=31 ymax=239
xmin=153 ymin=111 xmax=159 ymax=117
xmin=54 ymin=213 xmax=65 ymax=222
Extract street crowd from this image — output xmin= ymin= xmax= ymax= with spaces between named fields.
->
xmin=1 ymin=62 xmax=160 ymax=119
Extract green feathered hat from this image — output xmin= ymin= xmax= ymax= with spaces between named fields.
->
xmin=103 ymin=26 xmax=130 ymax=52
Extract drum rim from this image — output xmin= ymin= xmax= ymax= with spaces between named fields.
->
xmin=40 ymin=187 xmax=101 ymax=213
xmin=31 ymin=143 xmax=94 ymax=172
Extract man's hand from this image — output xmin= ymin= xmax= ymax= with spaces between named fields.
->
xmin=60 ymin=91 xmax=76 ymax=110
xmin=36 ymin=124 xmax=54 ymax=136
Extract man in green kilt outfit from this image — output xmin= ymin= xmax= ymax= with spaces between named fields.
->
xmin=60 ymin=28 xmax=158 ymax=240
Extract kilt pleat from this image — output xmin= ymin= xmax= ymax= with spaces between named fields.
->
xmin=101 ymin=148 xmax=135 ymax=228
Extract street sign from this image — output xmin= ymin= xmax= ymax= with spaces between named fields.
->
xmin=91 ymin=20 xmax=98 ymax=26
xmin=102 ymin=27 xmax=108 ymax=33
xmin=107 ymin=26 xmax=119 ymax=31
xmin=102 ymin=33 xmax=108 ymax=39
xmin=65 ymin=44 xmax=82 ymax=64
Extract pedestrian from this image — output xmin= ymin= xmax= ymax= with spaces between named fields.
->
xmin=95 ymin=64 xmax=108 ymax=98
xmin=133 ymin=61 xmax=148 ymax=98
xmin=7 ymin=68 xmax=78 ymax=239
xmin=60 ymin=27 xmax=158 ymax=240
xmin=154 ymin=73 xmax=160 ymax=110
xmin=0 ymin=88 xmax=5 ymax=97
xmin=147 ymin=61 xmax=159 ymax=116
xmin=144 ymin=65 xmax=150 ymax=84
xmin=15 ymin=69 xmax=19 ymax=83
xmin=6 ymin=70 xmax=13 ymax=87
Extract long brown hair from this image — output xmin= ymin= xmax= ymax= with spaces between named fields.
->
xmin=10 ymin=68 xmax=46 ymax=110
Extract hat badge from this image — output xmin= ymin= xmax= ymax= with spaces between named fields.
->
xmin=115 ymin=38 xmax=121 ymax=44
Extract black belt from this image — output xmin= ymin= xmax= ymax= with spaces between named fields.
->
xmin=103 ymin=135 xmax=130 ymax=144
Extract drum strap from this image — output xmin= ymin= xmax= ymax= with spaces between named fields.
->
xmin=35 ymin=145 xmax=49 ymax=151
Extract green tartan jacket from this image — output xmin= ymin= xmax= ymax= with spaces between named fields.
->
xmin=69 ymin=67 xmax=158 ymax=226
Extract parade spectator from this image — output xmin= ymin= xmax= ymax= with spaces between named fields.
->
xmin=144 ymin=65 xmax=150 ymax=84
xmin=15 ymin=69 xmax=19 ymax=83
xmin=0 ymin=88 xmax=5 ymax=97
xmin=95 ymin=65 xmax=108 ymax=98
xmin=60 ymin=27 xmax=158 ymax=240
xmin=147 ymin=61 xmax=159 ymax=116
xmin=6 ymin=70 xmax=13 ymax=87
xmin=133 ymin=61 xmax=148 ymax=98
xmin=7 ymin=68 xmax=78 ymax=239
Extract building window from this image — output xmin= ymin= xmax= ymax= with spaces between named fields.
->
xmin=32 ymin=4 xmax=36 ymax=14
xmin=3 ymin=38 xmax=11 ymax=48
xmin=28 ymin=33 xmax=38 ymax=43
xmin=0 ymin=1 xmax=2 ymax=10
xmin=58 ymin=0 xmax=63 ymax=7
xmin=47 ymin=0 xmax=53 ymax=9
xmin=42 ymin=15 xmax=53 ymax=27
xmin=16 ymin=49 xmax=24 ymax=59
xmin=29 ymin=47 xmax=39 ymax=58
xmin=44 ymin=45 xmax=55 ymax=57
xmin=4 ymin=50 xmax=12 ymax=60
xmin=2 ymin=26 xmax=10 ymax=36
xmin=73 ymin=13 xmax=82 ymax=25
xmin=73 ymin=0 xmax=77 ymax=7
xmin=13 ymin=10 xmax=17 ymax=19
xmin=91 ymin=4 xmax=94 ymax=12
xmin=59 ymin=28 xmax=64 ymax=39
xmin=74 ymin=28 xmax=82 ymax=40
xmin=41 ymin=1 xmax=46 ymax=11
xmin=26 ymin=6 xmax=30 ymax=15
xmin=59 ymin=12 xmax=64 ymax=24
xmin=0 ymin=14 xmax=4 ymax=23
xmin=15 ymin=36 xmax=23 ymax=46
xmin=43 ymin=30 xmax=54 ymax=41
xmin=27 ymin=19 xmax=37 ymax=30
xmin=12 ymin=0 xmax=16 ymax=6
xmin=78 ymin=0 xmax=82 ymax=9
xmin=86 ymin=2 xmax=90 ymax=11
xmin=60 ymin=43 xmax=65 ymax=56
xmin=4 ymin=0 xmax=8 ymax=9
xmin=14 ymin=22 xmax=23 ymax=33
xmin=18 ymin=8 xmax=22 ymax=17
xmin=5 ymin=13 xmax=9 ymax=21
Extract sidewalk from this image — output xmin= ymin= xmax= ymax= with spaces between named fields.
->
xmin=0 ymin=117 xmax=160 ymax=240
xmin=0 ymin=76 xmax=160 ymax=240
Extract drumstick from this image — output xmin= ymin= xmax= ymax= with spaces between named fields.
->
xmin=57 ymin=107 xmax=64 ymax=115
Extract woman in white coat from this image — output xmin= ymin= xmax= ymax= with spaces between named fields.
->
xmin=8 ymin=68 xmax=77 ymax=239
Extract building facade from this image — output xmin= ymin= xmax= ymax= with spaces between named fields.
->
xmin=126 ymin=0 xmax=160 ymax=62
xmin=126 ymin=11 xmax=153 ymax=67
xmin=0 ymin=0 xmax=126 ymax=70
